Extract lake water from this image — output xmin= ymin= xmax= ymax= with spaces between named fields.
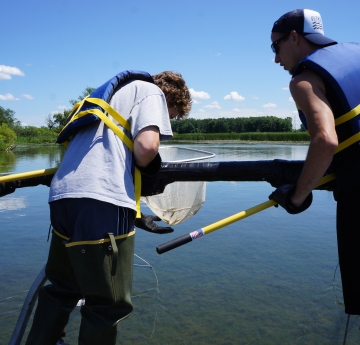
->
xmin=0 ymin=143 xmax=359 ymax=345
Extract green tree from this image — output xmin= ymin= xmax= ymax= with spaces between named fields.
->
xmin=0 ymin=106 xmax=21 ymax=128
xmin=0 ymin=123 xmax=17 ymax=150
xmin=53 ymin=109 xmax=72 ymax=129
xmin=45 ymin=87 xmax=96 ymax=132
xmin=45 ymin=114 xmax=55 ymax=130
xmin=69 ymin=87 xmax=96 ymax=106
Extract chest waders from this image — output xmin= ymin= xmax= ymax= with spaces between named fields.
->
xmin=26 ymin=71 xmax=154 ymax=345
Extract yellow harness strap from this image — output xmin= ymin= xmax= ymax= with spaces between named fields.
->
xmin=61 ymin=97 xmax=142 ymax=218
xmin=335 ymin=132 xmax=360 ymax=154
xmin=334 ymin=103 xmax=360 ymax=154
xmin=297 ymin=103 xmax=360 ymax=154
xmin=335 ymin=104 xmax=360 ymax=126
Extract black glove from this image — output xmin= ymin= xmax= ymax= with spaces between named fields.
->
xmin=0 ymin=182 xmax=17 ymax=197
xmin=135 ymin=213 xmax=174 ymax=234
xmin=268 ymin=184 xmax=313 ymax=214
xmin=136 ymin=153 xmax=162 ymax=177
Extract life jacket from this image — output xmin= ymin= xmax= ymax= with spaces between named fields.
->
xmin=57 ymin=70 xmax=155 ymax=144
xmin=293 ymin=43 xmax=360 ymax=170
xmin=56 ymin=70 xmax=156 ymax=218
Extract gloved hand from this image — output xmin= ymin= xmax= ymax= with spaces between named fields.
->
xmin=136 ymin=153 xmax=162 ymax=177
xmin=268 ymin=184 xmax=313 ymax=214
xmin=135 ymin=213 xmax=174 ymax=234
xmin=0 ymin=182 xmax=17 ymax=197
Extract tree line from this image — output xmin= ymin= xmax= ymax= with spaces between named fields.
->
xmin=0 ymin=86 xmax=304 ymax=150
xmin=0 ymin=87 xmax=95 ymax=149
xmin=170 ymin=116 xmax=297 ymax=134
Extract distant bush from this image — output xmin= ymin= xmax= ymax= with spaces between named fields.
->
xmin=171 ymin=116 xmax=294 ymax=134
xmin=171 ymin=132 xmax=310 ymax=142
xmin=15 ymin=126 xmax=57 ymax=144
xmin=0 ymin=123 xmax=17 ymax=150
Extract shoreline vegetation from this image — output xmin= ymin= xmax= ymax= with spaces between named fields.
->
xmin=1 ymin=101 xmax=309 ymax=151
xmin=1 ymin=132 xmax=309 ymax=151
xmin=171 ymin=132 xmax=309 ymax=142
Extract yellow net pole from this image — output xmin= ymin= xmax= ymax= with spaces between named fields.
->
xmin=156 ymin=173 xmax=336 ymax=254
xmin=0 ymin=168 xmax=58 ymax=183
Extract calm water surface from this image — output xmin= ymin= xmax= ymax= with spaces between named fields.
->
xmin=0 ymin=143 xmax=359 ymax=344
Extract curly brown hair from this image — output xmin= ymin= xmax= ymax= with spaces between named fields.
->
xmin=152 ymin=71 xmax=192 ymax=120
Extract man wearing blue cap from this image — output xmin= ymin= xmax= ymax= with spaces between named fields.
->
xmin=269 ymin=8 xmax=360 ymax=325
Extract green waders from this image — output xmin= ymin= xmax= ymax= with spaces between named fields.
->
xmin=26 ymin=230 xmax=135 ymax=345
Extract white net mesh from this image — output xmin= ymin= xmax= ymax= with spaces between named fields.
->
xmin=141 ymin=146 xmax=215 ymax=225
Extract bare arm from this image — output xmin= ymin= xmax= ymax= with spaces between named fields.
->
xmin=289 ymin=69 xmax=338 ymax=206
xmin=133 ymin=126 xmax=160 ymax=168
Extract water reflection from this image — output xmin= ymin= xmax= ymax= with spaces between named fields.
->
xmin=1 ymin=143 xmax=360 ymax=345
xmin=0 ymin=197 xmax=26 ymax=212
xmin=164 ymin=142 xmax=309 ymax=161
xmin=0 ymin=144 xmax=65 ymax=175
xmin=0 ymin=151 xmax=16 ymax=174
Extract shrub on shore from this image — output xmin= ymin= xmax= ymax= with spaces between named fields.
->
xmin=171 ymin=132 xmax=309 ymax=142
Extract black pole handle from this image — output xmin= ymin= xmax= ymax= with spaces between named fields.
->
xmin=156 ymin=233 xmax=193 ymax=254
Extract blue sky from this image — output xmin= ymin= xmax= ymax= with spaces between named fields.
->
xmin=1 ymin=0 xmax=359 ymax=129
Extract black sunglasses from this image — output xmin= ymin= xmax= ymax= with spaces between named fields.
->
xmin=271 ymin=33 xmax=290 ymax=54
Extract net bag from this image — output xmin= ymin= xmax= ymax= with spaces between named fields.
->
xmin=141 ymin=146 xmax=215 ymax=225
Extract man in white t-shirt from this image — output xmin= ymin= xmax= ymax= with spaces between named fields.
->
xmin=26 ymin=71 xmax=192 ymax=345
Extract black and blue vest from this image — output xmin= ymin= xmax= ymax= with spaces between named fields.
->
xmin=293 ymin=43 xmax=360 ymax=173
xmin=56 ymin=70 xmax=155 ymax=144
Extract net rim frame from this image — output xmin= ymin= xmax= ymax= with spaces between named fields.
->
xmin=160 ymin=145 xmax=215 ymax=163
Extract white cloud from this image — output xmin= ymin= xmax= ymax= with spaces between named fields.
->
xmin=262 ymin=103 xmax=277 ymax=109
xmin=192 ymin=99 xmax=200 ymax=104
xmin=199 ymin=109 xmax=205 ymax=113
xmin=0 ymin=65 xmax=25 ymax=80
xmin=233 ymin=108 xmax=241 ymax=112
xmin=204 ymin=101 xmax=221 ymax=109
xmin=189 ymin=88 xmax=210 ymax=100
xmin=50 ymin=105 xmax=70 ymax=115
xmin=224 ymin=91 xmax=245 ymax=102
xmin=288 ymin=97 xmax=294 ymax=102
xmin=251 ymin=96 xmax=259 ymax=100
xmin=282 ymin=87 xmax=289 ymax=91
xmin=21 ymin=94 xmax=34 ymax=100
xmin=0 ymin=93 xmax=20 ymax=101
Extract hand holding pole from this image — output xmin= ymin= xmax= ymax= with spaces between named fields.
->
xmin=156 ymin=173 xmax=336 ymax=254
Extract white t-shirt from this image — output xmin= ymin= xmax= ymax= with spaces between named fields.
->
xmin=49 ymin=80 xmax=172 ymax=210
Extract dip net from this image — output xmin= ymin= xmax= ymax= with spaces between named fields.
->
xmin=141 ymin=146 xmax=215 ymax=225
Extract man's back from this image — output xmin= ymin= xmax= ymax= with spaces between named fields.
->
xmin=49 ymin=80 xmax=172 ymax=210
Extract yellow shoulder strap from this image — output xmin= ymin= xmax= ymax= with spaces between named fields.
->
xmin=61 ymin=97 xmax=142 ymax=218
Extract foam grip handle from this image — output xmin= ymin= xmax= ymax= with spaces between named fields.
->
xmin=156 ymin=233 xmax=193 ymax=254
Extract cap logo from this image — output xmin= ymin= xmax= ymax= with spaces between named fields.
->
xmin=303 ymin=9 xmax=325 ymax=35
xmin=310 ymin=15 xmax=323 ymax=31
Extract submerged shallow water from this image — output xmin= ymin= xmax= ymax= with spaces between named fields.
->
xmin=0 ymin=143 xmax=359 ymax=344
